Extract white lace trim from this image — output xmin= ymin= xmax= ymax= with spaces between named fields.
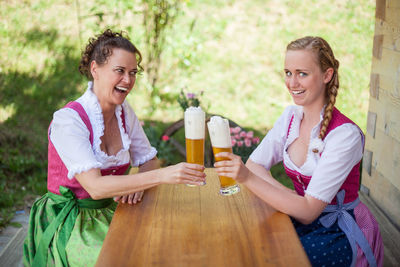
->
xmin=115 ymin=104 xmax=131 ymax=149
xmin=131 ymin=147 xmax=158 ymax=167
xmin=85 ymin=82 xmax=131 ymax=162
xmin=304 ymin=189 xmax=331 ymax=203
xmin=286 ymin=122 xmax=298 ymax=150
xmin=68 ymin=161 xmax=103 ymax=179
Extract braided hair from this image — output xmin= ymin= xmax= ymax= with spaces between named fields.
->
xmin=79 ymin=29 xmax=143 ymax=80
xmin=286 ymin=36 xmax=340 ymax=143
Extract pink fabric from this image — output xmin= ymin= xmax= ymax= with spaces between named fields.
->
xmin=47 ymin=101 xmax=130 ymax=199
xmin=283 ymin=107 xmax=383 ymax=266
xmin=355 ymin=202 xmax=384 ymax=267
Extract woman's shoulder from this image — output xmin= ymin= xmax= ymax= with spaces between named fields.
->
xmin=329 ymin=107 xmax=359 ymax=128
xmin=51 ymin=92 xmax=89 ymax=128
xmin=327 ymin=108 xmax=364 ymax=140
xmin=51 ymin=104 xmax=87 ymax=130
xmin=326 ymin=122 xmax=363 ymax=140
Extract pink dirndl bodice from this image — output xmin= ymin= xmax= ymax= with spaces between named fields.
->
xmin=283 ymin=107 xmax=383 ymax=266
xmin=47 ymin=101 xmax=130 ymax=199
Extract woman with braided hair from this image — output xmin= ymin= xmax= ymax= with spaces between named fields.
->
xmin=214 ymin=36 xmax=383 ymax=266
xmin=23 ymin=29 xmax=206 ymax=266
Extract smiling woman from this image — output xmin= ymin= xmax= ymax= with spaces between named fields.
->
xmin=91 ymin=48 xmax=138 ymax=106
xmin=213 ymin=36 xmax=383 ymax=267
xmin=23 ymin=29 xmax=206 ymax=267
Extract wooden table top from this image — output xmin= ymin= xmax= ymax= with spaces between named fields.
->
xmin=96 ymin=168 xmax=310 ymax=267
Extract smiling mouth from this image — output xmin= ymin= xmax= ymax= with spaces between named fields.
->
xmin=115 ymin=86 xmax=128 ymax=93
xmin=292 ymin=90 xmax=305 ymax=95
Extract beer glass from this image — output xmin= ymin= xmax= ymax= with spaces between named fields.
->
xmin=184 ymin=107 xmax=205 ymax=186
xmin=207 ymin=116 xmax=240 ymax=196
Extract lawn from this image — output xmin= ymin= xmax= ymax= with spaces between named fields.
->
xmin=0 ymin=0 xmax=375 ymax=229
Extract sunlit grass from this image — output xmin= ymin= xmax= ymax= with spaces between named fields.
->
xmin=0 ymin=104 xmax=16 ymax=123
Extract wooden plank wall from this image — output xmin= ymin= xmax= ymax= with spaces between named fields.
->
xmin=362 ymin=0 xmax=400 ymax=228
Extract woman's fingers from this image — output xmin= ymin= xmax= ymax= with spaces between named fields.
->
xmin=159 ymin=162 xmax=207 ymax=185
xmin=180 ymin=162 xmax=206 ymax=172
xmin=214 ymin=160 xmax=235 ymax=168
xmin=170 ymin=163 xmax=206 ymax=182
xmin=213 ymin=154 xmax=249 ymax=183
xmin=133 ymin=191 xmax=143 ymax=204
xmin=121 ymin=195 xmax=128 ymax=203
xmin=128 ymin=193 xmax=134 ymax=204
xmin=182 ymin=166 xmax=207 ymax=178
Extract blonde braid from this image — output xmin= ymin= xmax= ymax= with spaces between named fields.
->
xmin=319 ymin=58 xmax=339 ymax=140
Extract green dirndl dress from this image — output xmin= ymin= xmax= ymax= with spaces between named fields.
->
xmin=23 ymin=186 xmax=116 ymax=266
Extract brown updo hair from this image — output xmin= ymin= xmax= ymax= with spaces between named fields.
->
xmin=79 ymin=29 xmax=143 ymax=80
xmin=286 ymin=36 xmax=339 ymax=141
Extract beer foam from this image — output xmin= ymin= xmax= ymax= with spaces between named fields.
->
xmin=207 ymin=116 xmax=231 ymax=148
xmin=184 ymin=107 xmax=205 ymax=139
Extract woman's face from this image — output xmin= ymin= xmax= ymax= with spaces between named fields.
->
xmin=91 ymin=48 xmax=138 ymax=107
xmin=284 ymin=49 xmax=332 ymax=109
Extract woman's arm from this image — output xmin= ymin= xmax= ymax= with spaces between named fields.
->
xmin=138 ymin=156 xmax=160 ymax=173
xmin=245 ymin=159 xmax=296 ymax=194
xmin=75 ymin=162 xmax=206 ymax=200
xmin=215 ymin=153 xmax=327 ymax=224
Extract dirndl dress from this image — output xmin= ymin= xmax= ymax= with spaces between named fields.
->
xmin=284 ymin=108 xmax=383 ymax=267
xmin=23 ymin=101 xmax=130 ymax=266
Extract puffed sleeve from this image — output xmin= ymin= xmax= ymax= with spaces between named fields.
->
xmin=249 ymin=106 xmax=294 ymax=170
xmin=122 ymin=102 xmax=157 ymax=166
xmin=305 ymin=123 xmax=364 ymax=203
xmin=50 ymin=108 xmax=102 ymax=179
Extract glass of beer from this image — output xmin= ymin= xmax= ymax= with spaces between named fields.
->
xmin=207 ymin=116 xmax=240 ymax=196
xmin=184 ymin=106 xmax=206 ymax=186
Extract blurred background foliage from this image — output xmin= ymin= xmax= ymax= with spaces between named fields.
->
xmin=0 ymin=0 xmax=375 ymax=229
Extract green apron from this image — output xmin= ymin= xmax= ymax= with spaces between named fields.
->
xmin=23 ymin=186 xmax=116 ymax=267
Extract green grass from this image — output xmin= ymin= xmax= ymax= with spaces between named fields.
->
xmin=0 ymin=0 xmax=374 ymax=229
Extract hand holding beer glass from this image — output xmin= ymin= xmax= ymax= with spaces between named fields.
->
xmin=207 ymin=116 xmax=240 ymax=196
xmin=184 ymin=107 xmax=206 ymax=186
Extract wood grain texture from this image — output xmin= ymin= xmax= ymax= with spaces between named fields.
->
xmin=96 ymin=168 xmax=310 ymax=267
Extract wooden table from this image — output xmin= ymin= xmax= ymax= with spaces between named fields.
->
xmin=96 ymin=168 xmax=310 ymax=266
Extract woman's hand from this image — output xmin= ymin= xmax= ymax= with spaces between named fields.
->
xmin=160 ymin=162 xmax=206 ymax=185
xmin=114 ymin=191 xmax=144 ymax=204
xmin=214 ymin=152 xmax=250 ymax=183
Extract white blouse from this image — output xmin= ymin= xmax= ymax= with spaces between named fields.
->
xmin=50 ymin=82 xmax=157 ymax=179
xmin=249 ymin=105 xmax=364 ymax=203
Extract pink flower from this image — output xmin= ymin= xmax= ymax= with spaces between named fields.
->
xmin=239 ymin=131 xmax=247 ymax=138
xmin=237 ymin=141 xmax=243 ymax=147
xmin=140 ymin=121 xmax=145 ymax=126
xmin=162 ymin=135 xmax=170 ymax=141
xmin=231 ymin=139 xmax=237 ymax=147
xmin=244 ymin=138 xmax=252 ymax=147
xmin=252 ymin=137 xmax=260 ymax=144
xmin=233 ymin=126 xmax=241 ymax=134
xmin=186 ymin=93 xmax=195 ymax=99
xmin=230 ymin=127 xmax=235 ymax=134
xmin=246 ymin=131 xmax=254 ymax=138
xmin=234 ymin=134 xmax=240 ymax=140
